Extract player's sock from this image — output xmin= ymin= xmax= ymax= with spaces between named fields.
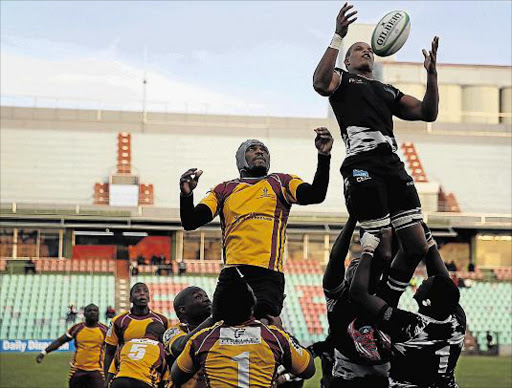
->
xmin=377 ymin=268 xmax=410 ymax=308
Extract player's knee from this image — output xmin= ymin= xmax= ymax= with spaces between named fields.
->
xmin=403 ymin=240 xmax=429 ymax=259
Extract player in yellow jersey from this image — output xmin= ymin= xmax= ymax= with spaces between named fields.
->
xmin=171 ymin=276 xmax=315 ymax=388
xmin=180 ymin=128 xmax=333 ymax=322
xmin=163 ymin=286 xmax=213 ymax=387
xmin=104 ymin=283 xmax=169 ymax=382
xmin=36 ymin=304 xmax=107 ymax=388
xmin=108 ymin=322 xmax=168 ymax=388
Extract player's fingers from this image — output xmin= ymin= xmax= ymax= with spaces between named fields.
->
xmin=422 ymin=49 xmax=428 ymax=59
xmin=346 ymin=10 xmax=357 ymax=19
xmin=194 ymin=170 xmax=204 ymax=180
xmin=181 ymin=168 xmax=197 ymax=178
xmin=347 ymin=17 xmax=358 ymax=25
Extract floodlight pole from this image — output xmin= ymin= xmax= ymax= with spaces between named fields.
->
xmin=142 ymin=46 xmax=148 ymax=132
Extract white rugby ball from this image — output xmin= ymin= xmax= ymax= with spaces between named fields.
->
xmin=371 ymin=10 xmax=411 ymax=57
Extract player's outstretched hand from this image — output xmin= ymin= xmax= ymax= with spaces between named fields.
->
xmin=335 ymin=2 xmax=358 ymax=38
xmin=314 ymin=127 xmax=334 ymax=155
xmin=423 ymin=36 xmax=439 ymax=74
xmin=361 ymin=233 xmax=381 ymax=255
xmin=36 ymin=353 xmax=45 ymax=363
xmin=180 ymin=168 xmax=203 ymax=196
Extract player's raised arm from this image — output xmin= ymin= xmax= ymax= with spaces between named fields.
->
xmin=395 ymin=36 xmax=439 ymax=122
xmin=313 ymin=3 xmax=357 ymax=96
xmin=179 ymin=168 xmax=214 ymax=230
xmin=323 ymin=217 xmax=356 ymax=292
xmin=35 ymin=333 xmax=72 ymax=363
xmin=348 ymin=233 xmax=387 ymax=320
xmin=295 ymin=128 xmax=333 ymax=205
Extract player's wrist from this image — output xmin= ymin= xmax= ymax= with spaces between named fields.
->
xmin=318 ymin=150 xmax=331 ymax=156
xmin=180 ymin=191 xmax=193 ymax=198
xmin=40 ymin=350 xmax=47 ymax=356
xmin=329 ymin=33 xmax=343 ymax=50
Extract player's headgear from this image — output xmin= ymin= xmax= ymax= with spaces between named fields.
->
xmin=414 ymin=275 xmax=460 ymax=319
xmin=213 ymin=276 xmax=256 ymax=325
xmin=236 ymin=139 xmax=270 ymax=174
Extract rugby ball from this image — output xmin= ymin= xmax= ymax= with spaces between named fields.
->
xmin=371 ymin=10 xmax=411 ymax=57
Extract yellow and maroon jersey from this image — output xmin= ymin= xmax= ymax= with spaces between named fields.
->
xmin=106 ymin=310 xmax=169 ymax=347
xmin=114 ymin=338 xmax=167 ymax=388
xmin=163 ymin=323 xmax=207 ymax=388
xmin=175 ymin=319 xmax=311 ymax=388
xmin=66 ymin=322 xmax=108 ymax=372
xmin=199 ymin=174 xmax=305 ymax=272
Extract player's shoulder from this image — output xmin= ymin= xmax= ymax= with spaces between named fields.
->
xmin=268 ymin=173 xmax=302 ymax=185
xmin=111 ymin=311 xmax=130 ymax=324
xmin=190 ymin=321 xmax=223 ymax=344
xmin=211 ymin=179 xmax=242 ymax=197
xmin=96 ymin=322 xmax=109 ymax=332
xmin=163 ymin=323 xmax=188 ymax=345
xmin=148 ymin=310 xmax=169 ymax=326
xmin=67 ymin=322 xmax=85 ymax=336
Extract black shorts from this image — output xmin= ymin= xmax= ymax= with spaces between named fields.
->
xmin=69 ymin=369 xmax=104 ymax=388
xmin=342 ymin=151 xmax=422 ymax=235
xmin=213 ymin=265 xmax=285 ymax=318
xmin=111 ymin=377 xmax=152 ymax=388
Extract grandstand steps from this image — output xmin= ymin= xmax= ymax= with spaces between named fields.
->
xmin=115 ymin=260 xmax=130 ymax=313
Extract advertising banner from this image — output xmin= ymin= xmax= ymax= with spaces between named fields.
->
xmin=0 ymin=339 xmax=75 ymax=352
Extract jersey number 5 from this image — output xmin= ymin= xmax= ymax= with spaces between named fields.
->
xmin=232 ymin=351 xmax=250 ymax=388
xmin=128 ymin=344 xmax=148 ymax=360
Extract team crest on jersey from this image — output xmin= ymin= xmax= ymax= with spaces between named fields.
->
xmin=353 ymin=169 xmax=369 ymax=178
xmin=258 ymin=187 xmax=274 ymax=199
xmin=219 ymin=327 xmax=261 ymax=346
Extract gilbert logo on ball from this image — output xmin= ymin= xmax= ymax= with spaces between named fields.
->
xmin=371 ymin=10 xmax=411 ymax=57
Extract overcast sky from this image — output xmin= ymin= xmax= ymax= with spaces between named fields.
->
xmin=1 ymin=1 xmax=511 ymax=117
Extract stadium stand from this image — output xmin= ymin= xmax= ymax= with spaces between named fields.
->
xmin=0 ymin=274 xmax=115 ymax=339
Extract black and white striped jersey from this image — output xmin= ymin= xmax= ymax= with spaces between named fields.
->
xmin=379 ymin=304 xmax=466 ymax=388
xmin=329 ymin=69 xmax=404 ymax=160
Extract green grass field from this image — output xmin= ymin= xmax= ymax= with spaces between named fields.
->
xmin=0 ymin=353 xmax=510 ymax=388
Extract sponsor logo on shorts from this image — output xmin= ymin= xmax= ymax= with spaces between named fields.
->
xmin=219 ymin=327 xmax=261 ymax=345
xmin=353 ymin=169 xmax=369 ymax=178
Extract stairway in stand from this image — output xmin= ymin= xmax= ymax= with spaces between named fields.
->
xmin=115 ymin=260 xmax=131 ymax=313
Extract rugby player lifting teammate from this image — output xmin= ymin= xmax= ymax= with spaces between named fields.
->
xmin=313 ymin=2 xmax=440 ymax=308
xmin=349 ymin=233 xmax=466 ymax=388
xmin=179 ymin=128 xmax=333 ymax=322
xmin=163 ymin=286 xmax=212 ymax=387
xmin=36 ymin=304 xmax=108 ymax=388
xmin=171 ymin=276 xmax=315 ymax=387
